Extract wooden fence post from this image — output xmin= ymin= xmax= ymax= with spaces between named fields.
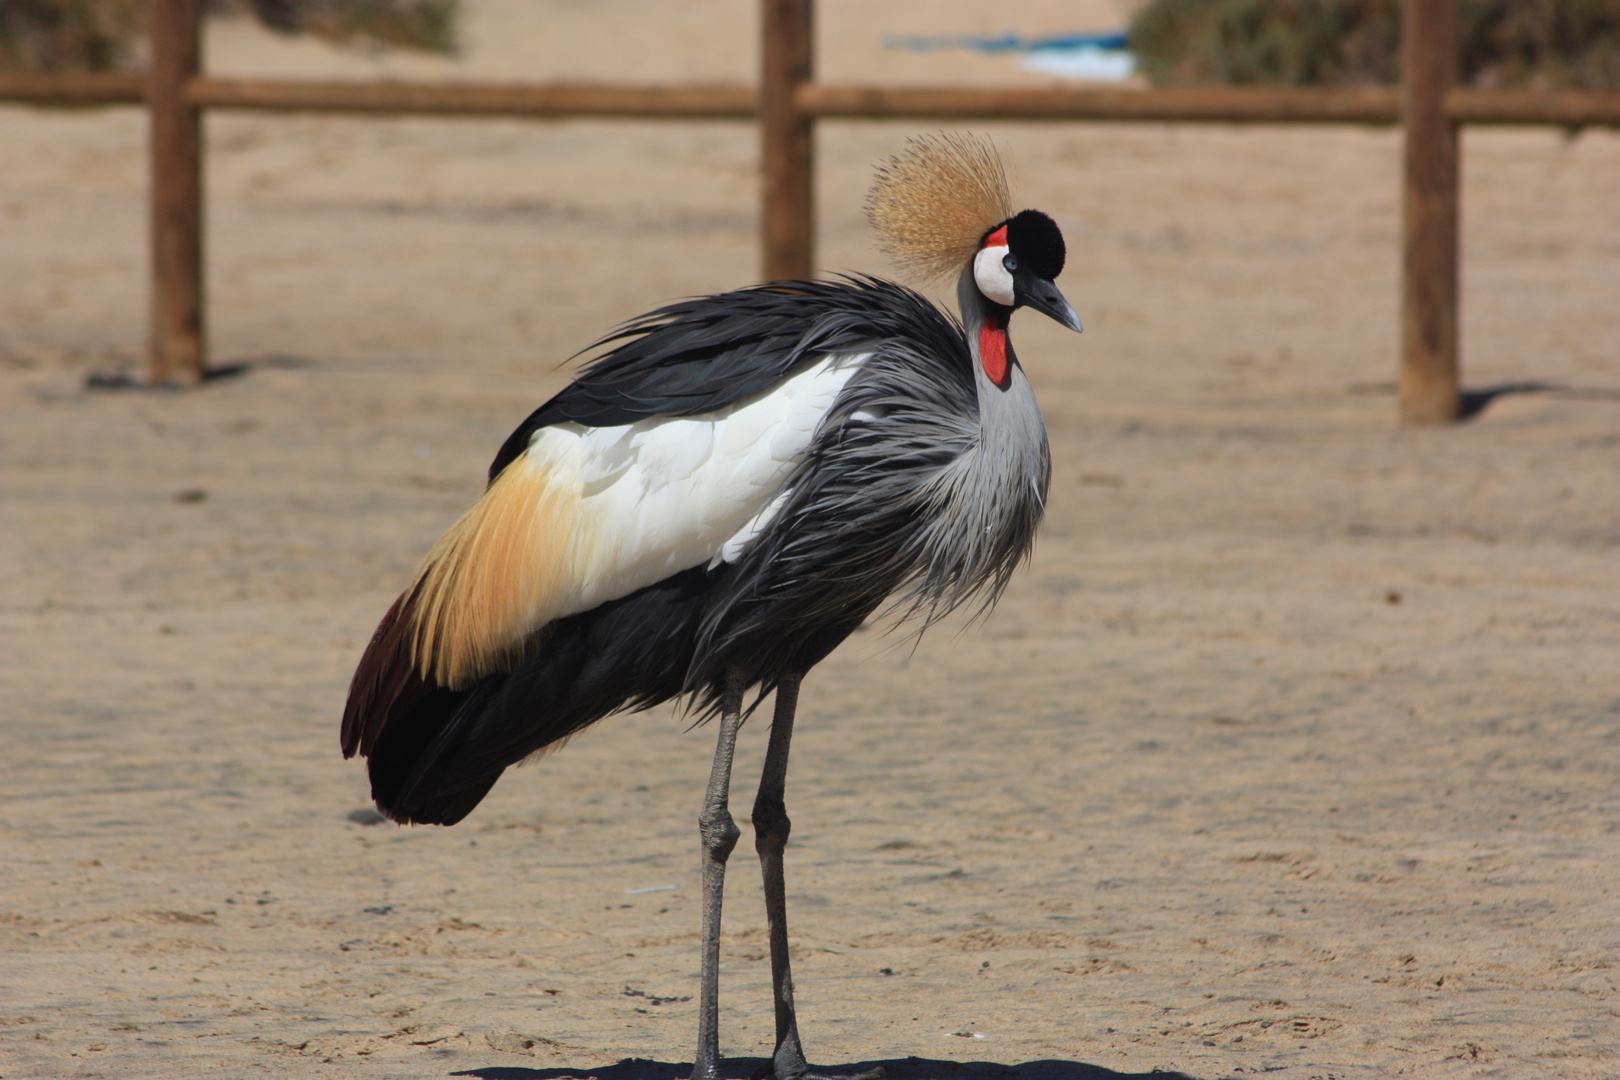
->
xmin=761 ymin=0 xmax=813 ymax=280
xmin=149 ymin=0 xmax=205 ymax=384
xmin=1400 ymin=0 xmax=1460 ymax=423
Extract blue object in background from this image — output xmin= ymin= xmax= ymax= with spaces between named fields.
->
xmin=882 ymin=29 xmax=1135 ymax=82
xmin=884 ymin=30 xmax=1130 ymax=53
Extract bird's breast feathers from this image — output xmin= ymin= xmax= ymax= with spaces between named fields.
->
xmin=410 ymin=355 xmax=867 ymax=688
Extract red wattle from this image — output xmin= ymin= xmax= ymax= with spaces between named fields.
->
xmin=979 ymin=320 xmax=1008 ymax=386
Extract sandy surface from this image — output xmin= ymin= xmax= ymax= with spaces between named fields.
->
xmin=2 ymin=4 xmax=1618 ymax=1079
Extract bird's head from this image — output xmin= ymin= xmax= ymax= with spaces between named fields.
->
xmin=972 ymin=209 xmax=1082 ymax=333
xmin=864 ymin=132 xmax=1083 ymax=335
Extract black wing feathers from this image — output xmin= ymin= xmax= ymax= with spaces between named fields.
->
xmin=363 ymin=567 xmax=717 ymax=825
xmin=489 ymin=277 xmax=964 ymax=481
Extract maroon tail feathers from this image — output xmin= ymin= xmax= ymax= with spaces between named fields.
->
xmin=341 ymin=587 xmax=443 ymax=824
xmin=341 ymin=587 xmax=422 ymax=761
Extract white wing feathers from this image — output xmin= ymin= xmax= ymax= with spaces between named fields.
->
xmin=530 ymin=354 xmax=863 ymax=615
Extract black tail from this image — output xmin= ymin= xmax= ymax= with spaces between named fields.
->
xmin=341 ymin=567 xmax=720 ymax=826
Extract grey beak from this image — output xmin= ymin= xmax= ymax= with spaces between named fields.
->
xmin=1020 ymin=277 xmax=1083 ymax=333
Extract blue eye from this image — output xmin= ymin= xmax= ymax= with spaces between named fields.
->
xmin=1003 ymin=253 xmax=1018 ymax=272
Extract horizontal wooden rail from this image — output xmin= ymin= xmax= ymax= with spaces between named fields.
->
xmin=803 ymin=84 xmax=1620 ymax=127
xmin=0 ymin=71 xmax=145 ymax=105
xmin=184 ymin=77 xmax=757 ymax=117
xmin=1446 ymin=88 xmax=1620 ymax=127
xmin=801 ymin=84 xmax=1404 ymax=123
xmin=0 ymin=72 xmax=756 ymax=116
xmin=3 ymin=72 xmax=1617 ymax=127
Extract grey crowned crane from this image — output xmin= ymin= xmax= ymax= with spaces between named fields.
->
xmin=341 ymin=133 xmax=1081 ymax=1080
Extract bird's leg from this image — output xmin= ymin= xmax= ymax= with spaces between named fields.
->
xmin=752 ymin=672 xmax=809 ymax=1079
xmin=751 ymin=674 xmax=882 ymax=1080
xmin=692 ymin=669 xmax=746 ymax=1080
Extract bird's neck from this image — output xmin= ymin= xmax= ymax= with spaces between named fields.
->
xmin=957 ymin=266 xmax=1013 ymax=391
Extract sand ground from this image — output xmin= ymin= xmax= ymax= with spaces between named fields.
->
xmin=1 ymin=3 xmax=1617 ymax=1078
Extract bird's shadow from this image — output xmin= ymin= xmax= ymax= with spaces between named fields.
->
xmin=453 ymin=1056 xmax=1193 ymax=1080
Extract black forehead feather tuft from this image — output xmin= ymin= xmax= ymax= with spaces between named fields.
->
xmin=1003 ymin=209 xmax=1066 ymax=280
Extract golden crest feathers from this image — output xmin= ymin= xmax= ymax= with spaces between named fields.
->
xmin=864 ymin=132 xmax=1015 ymax=284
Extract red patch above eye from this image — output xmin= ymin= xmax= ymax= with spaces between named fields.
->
xmin=983 ymin=225 xmax=1008 ymax=248
xmin=979 ymin=316 xmax=1009 ymax=386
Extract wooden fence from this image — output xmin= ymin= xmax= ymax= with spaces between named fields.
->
xmin=3 ymin=0 xmax=1618 ymax=421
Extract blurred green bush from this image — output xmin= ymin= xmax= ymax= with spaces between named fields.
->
xmin=1 ymin=0 xmax=145 ymax=71
xmin=1130 ymin=0 xmax=1620 ymax=90
xmin=0 ymin=0 xmax=456 ymax=72
xmin=239 ymin=0 xmax=455 ymax=55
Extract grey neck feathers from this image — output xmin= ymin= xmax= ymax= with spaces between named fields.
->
xmin=895 ymin=263 xmax=1052 ymax=620
xmin=954 ymin=263 xmax=1050 ymax=484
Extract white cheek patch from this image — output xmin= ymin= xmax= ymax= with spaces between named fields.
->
xmin=974 ymin=244 xmax=1015 ymax=306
